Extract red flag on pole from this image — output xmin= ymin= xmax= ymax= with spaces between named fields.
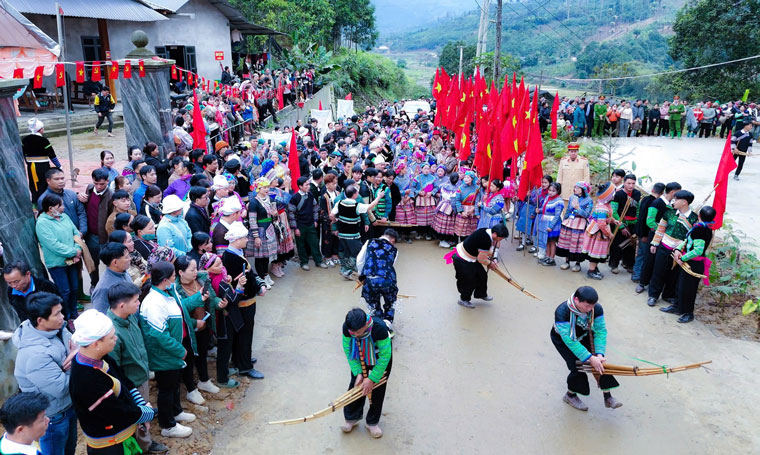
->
xmin=711 ymin=134 xmax=738 ymax=229
xmin=287 ymin=129 xmax=300 ymax=191
xmin=191 ymin=90 xmax=207 ymax=152
xmin=123 ymin=61 xmax=132 ymax=79
xmin=276 ymin=79 xmax=284 ymax=110
xmin=456 ymin=110 xmax=472 ymax=160
xmin=550 ymin=92 xmax=559 ymax=139
xmin=75 ymin=62 xmax=85 ymax=83
xmin=138 ymin=60 xmax=145 ymax=77
xmin=91 ymin=62 xmax=101 ymax=82
xmin=345 ymin=93 xmax=352 ymax=100
xmin=171 ymin=65 xmax=178 ymax=80
xmin=55 ymin=64 xmax=65 ymax=87
xmin=318 ymin=100 xmax=323 ymax=110
xmin=109 ymin=61 xmax=119 ymax=79
xmin=13 ymin=67 xmax=23 ymax=79
xmin=33 ymin=66 xmax=44 ymax=89
xmin=517 ymin=98 xmax=544 ymax=200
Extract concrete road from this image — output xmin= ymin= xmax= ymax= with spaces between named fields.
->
xmin=212 ymin=241 xmax=760 ymax=454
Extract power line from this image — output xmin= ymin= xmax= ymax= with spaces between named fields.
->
xmin=501 ymin=1 xmax=560 ymax=46
xmin=515 ymin=0 xmax=587 ymax=48
xmin=524 ymin=53 xmax=760 ymax=82
xmin=528 ymin=0 xmax=586 ymax=46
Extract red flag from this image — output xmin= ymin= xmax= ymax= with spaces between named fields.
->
xmin=33 ymin=66 xmax=44 ymax=89
xmin=711 ymin=134 xmax=737 ymax=229
xmin=75 ymin=62 xmax=85 ymax=83
xmin=187 ymin=72 xmax=194 ymax=87
xmin=123 ymin=61 xmax=132 ymax=79
xmin=287 ymin=129 xmax=300 ymax=191
xmin=276 ymin=79 xmax=284 ymax=110
xmin=91 ymin=62 xmax=101 ymax=82
xmin=178 ymin=68 xmax=183 ymax=82
xmin=550 ymin=92 xmax=559 ymax=140
xmin=109 ymin=61 xmax=119 ymax=79
xmin=432 ymin=68 xmax=441 ymax=99
xmin=456 ymin=110 xmax=472 ymax=160
xmin=345 ymin=93 xmax=352 ymax=100
xmin=517 ymin=99 xmax=544 ymax=199
xmin=191 ymin=90 xmax=207 ymax=152
xmin=55 ymin=64 xmax=65 ymax=87
xmin=13 ymin=67 xmax=23 ymax=79
xmin=138 ymin=60 xmax=145 ymax=77
xmin=171 ymin=65 xmax=178 ymax=80
xmin=318 ymin=100 xmax=323 ymax=110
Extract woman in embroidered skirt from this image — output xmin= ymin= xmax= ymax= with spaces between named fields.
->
xmin=515 ymin=175 xmax=551 ymax=252
xmin=270 ymin=177 xmax=295 ymax=277
xmin=583 ymin=182 xmax=616 ymax=280
xmin=412 ymin=163 xmax=437 ymax=240
xmin=557 ymin=182 xmax=593 ymax=272
xmin=432 ymin=173 xmax=459 ymax=248
xmin=393 ymin=162 xmax=416 ymax=242
xmin=536 ymin=182 xmax=565 ymax=266
xmin=245 ymin=178 xmax=279 ymax=287
xmin=453 ymin=171 xmax=479 ymax=239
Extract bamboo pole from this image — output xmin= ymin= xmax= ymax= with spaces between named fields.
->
xmin=603 ymin=195 xmax=632 ymax=258
xmin=575 ymin=360 xmax=711 ymax=377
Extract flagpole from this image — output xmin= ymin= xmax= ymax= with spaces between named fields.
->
xmin=56 ymin=3 xmax=75 ymax=186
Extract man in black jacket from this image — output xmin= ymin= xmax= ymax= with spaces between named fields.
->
xmin=93 ymin=87 xmax=116 ymax=137
xmin=3 ymin=261 xmax=58 ymax=323
xmin=288 ymin=176 xmax=327 ymax=271
xmin=184 ymin=187 xmax=210 ymax=234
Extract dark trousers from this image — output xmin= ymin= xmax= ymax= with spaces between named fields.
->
xmin=155 ymin=369 xmax=183 ymax=428
xmin=632 ymin=237 xmax=651 ymax=282
xmin=295 ymin=224 xmax=323 ymax=265
xmin=95 ymin=111 xmax=113 ymax=133
xmin=657 ymin=118 xmax=669 ymax=136
xmin=648 ymin=246 xmax=678 ymax=301
xmin=677 ymin=259 xmax=705 ymax=315
xmin=232 ymin=304 xmax=256 ymax=373
xmin=638 ymin=238 xmax=657 ymax=286
xmin=84 ymin=233 xmax=102 ymax=287
xmin=452 ymin=256 xmax=487 ymax=302
xmin=257 ymin=101 xmax=278 ymax=123
xmin=699 ymin=123 xmax=712 ymax=138
xmin=734 ymin=153 xmax=746 ymax=176
xmin=608 ymin=229 xmax=635 ymax=269
xmin=344 ymin=359 xmax=392 ymax=425
xmin=254 ymin=257 xmax=269 ymax=277
xmin=181 ymin=336 xmax=197 ymax=392
xmin=216 ymin=316 xmax=235 ymax=383
xmin=362 ymin=279 xmax=398 ymax=321
xmin=719 ymin=120 xmax=731 ymax=138
xmin=321 ymin=228 xmax=339 ymax=258
xmin=48 ymin=265 xmax=79 ymax=320
xmin=550 ymin=329 xmax=619 ymax=396
xmin=647 ymin=119 xmax=658 ymax=136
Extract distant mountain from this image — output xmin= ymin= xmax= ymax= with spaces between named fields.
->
xmin=371 ymin=0 xmax=473 ymax=38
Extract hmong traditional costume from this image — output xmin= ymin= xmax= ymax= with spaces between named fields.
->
xmin=536 ymin=195 xmax=565 ymax=249
xmin=515 ymin=188 xmax=546 ymax=237
xmin=551 ymin=299 xmax=618 ymax=395
xmin=342 ymin=316 xmax=392 ymax=426
xmin=273 ymin=189 xmax=295 ymax=257
xmin=412 ymin=173 xmax=436 ymax=226
xmin=22 ymin=133 xmax=60 ymax=204
xmin=447 ymin=228 xmax=496 ymax=303
xmin=454 ymin=183 xmax=479 ymax=237
xmin=582 ymin=202 xmax=614 ymax=263
xmin=609 ymin=188 xmax=641 ymax=270
xmin=393 ymin=172 xmax=415 ymax=225
xmin=70 ymin=354 xmax=154 ymax=454
xmin=245 ymin=196 xmax=279 ymax=258
xmin=358 ymin=238 xmax=399 ymax=321
xmin=432 ymin=183 xmax=458 ymax=235
xmin=674 ymin=222 xmax=713 ymax=316
xmin=648 ymin=207 xmax=699 ymax=302
xmin=477 ymin=191 xmax=506 ymax=229
xmin=557 ymin=195 xmax=593 ymax=262
xmin=336 ymin=197 xmax=364 ymax=275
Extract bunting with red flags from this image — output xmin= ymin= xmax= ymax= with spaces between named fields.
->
xmin=171 ymin=65 xmax=178 ymax=80
xmin=33 ymin=66 xmax=44 ymax=89
xmin=13 ymin=68 xmax=23 ymax=79
xmin=138 ymin=60 xmax=145 ymax=78
xmin=109 ymin=61 xmax=119 ymax=79
xmin=91 ymin=61 xmax=101 ymax=81
xmin=75 ymin=62 xmax=85 ymax=83
xmin=123 ymin=61 xmax=132 ymax=79
xmin=55 ymin=64 xmax=65 ymax=87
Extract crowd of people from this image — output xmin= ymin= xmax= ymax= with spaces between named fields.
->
xmin=3 ymin=78 xmax=747 ymax=452
xmin=544 ymin=95 xmax=760 ymax=146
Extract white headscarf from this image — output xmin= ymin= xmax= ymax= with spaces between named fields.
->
xmin=224 ymin=221 xmax=248 ymax=241
xmin=71 ymin=309 xmax=114 ymax=346
xmin=28 ymin=118 xmax=44 ymax=134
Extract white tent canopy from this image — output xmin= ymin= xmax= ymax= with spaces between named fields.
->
xmin=0 ymin=0 xmax=60 ymax=78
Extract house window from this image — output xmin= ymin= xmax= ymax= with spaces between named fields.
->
xmin=184 ymin=46 xmax=197 ymax=73
xmin=81 ymin=36 xmax=101 ymax=61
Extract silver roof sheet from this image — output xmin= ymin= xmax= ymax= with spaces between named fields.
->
xmin=7 ymin=0 xmax=167 ymax=22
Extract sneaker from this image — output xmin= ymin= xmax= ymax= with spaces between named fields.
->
xmin=264 ymin=275 xmax=274 ymax=287
xmin=186 ymin=389 xmax=205 ymax=405
xmin=207 ymin=346 xmax=217 ymax=358
xmin=327 ymin=259 xmax=336 ymax=268
xmin=560 ymin=263 xmax=571 ymax=270
xmin=478 ymin=295 xmax=494 ymax=302
xmin=317 ymin=262 xmax=328 ymax=269
xmin=404 ymin=237 xmax=412 ymax=244
xmin=541 ymin=258 xmax=556 ymax=266
xmin=733 ymin=175 xmax=740 ymax=181
xmin=174 ymin=411 xmax=196 ymax=423
xmin=457 ymin=299 xmax=476 ymax=308
xmin=425 ymin=234 xmax=432 ymax=240
xmin=537 ymin=252 xmax=546 ymax=260
xmin=562 ymin=393 xmax=588 ymax=411
xmin=341 ymin=420 xmax=359 ymax=433
xmin=107 ymin=132 xmax=114 ymax=137
xmin=587 ymin=270 xmax=603 ymax=280
xmin=516 ymin=244 xmax=525 ymax=251
xmin=300 ymin=264 xmax=310 ymax=271
xmin=217 ymin=379 xmax=240 ymax=388
xmin=161 ymin=423 xmax=192 ymax=438
xmin=197 ymin=380 xmax=220 ymax=394
xmin=528 ymin=246 xmax=537 ymax=253
xmin=365 ymin=423 xmax=383 ymax=438
xmin=439 ymin=240 xmax=451 ymax=248
xmin=77 ymin=293 xmax=91 ymax=303
xmin=571 ymin=264 xmax=581 ymax=272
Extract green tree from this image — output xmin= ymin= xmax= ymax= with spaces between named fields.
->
xmin=230 ymin=0 xmax=335 ymax=47
xmin=469 ymin=52 xmax=521 ymax=80
xmin=330 ymin=0 xmax=379 ymax=52
xmin=664 ymin=0 xmax=760 ymax=100
xmin=438 ymin=41 xmax=476 ymax=75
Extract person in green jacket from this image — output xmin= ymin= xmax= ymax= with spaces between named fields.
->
xmin=35 ymin=193 xmax=82 ymax=322
xmin=139 ymin=261 xmax=196 ymax=439
xmin=592 ymin=96 xmax=608 ymax=137
xmin=107 ymin=282 xmax=168 ymax=454
xmin=341 ymin=308 xmax=392 ymax=439
xmin=668 ymin=97 xmax=685 ymax=138
xmin=174 ymin=256 xmax=227 ymax=403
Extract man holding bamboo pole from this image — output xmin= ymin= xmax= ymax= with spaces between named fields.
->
xmin=608 ymin=174 xmax=641 ymax=274
xmin=550 ymin=286 xmax=622 ymax=411
xmin=341 ymin=308 xmax=392 ymax=438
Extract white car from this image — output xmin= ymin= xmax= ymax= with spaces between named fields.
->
xmin=401 ymin=100 xmax=431 ymax=115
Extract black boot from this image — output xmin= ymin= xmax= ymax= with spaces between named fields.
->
xmin=677 ymin=313 xmax=694 ymax=323
xmin=660 ymin=305 xmax=682 ymax=315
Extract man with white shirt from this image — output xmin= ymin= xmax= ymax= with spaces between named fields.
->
xmin=0 ymin=392 xmax=50 ymax=455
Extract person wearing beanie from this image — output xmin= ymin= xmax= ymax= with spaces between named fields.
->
xmin=214 ymin=141 xmax=230 ymax=156
xmin=70 ymin=309 xmax=158 ymax=451
xmin=22 ymin=118 xmax=61 ymax=204
xmin=222 ymin=222 xmax=265 ymax=379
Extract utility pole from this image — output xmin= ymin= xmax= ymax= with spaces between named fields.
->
xmin=55 ymin=3 xmax=75 ymax=186
xmin=475 ymin=0 xmax=491 ymax=58
xmin=493 ymin=0 xmax=502 ymax=82
xmin=458 ymin=45 xmax=464 ymax=86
